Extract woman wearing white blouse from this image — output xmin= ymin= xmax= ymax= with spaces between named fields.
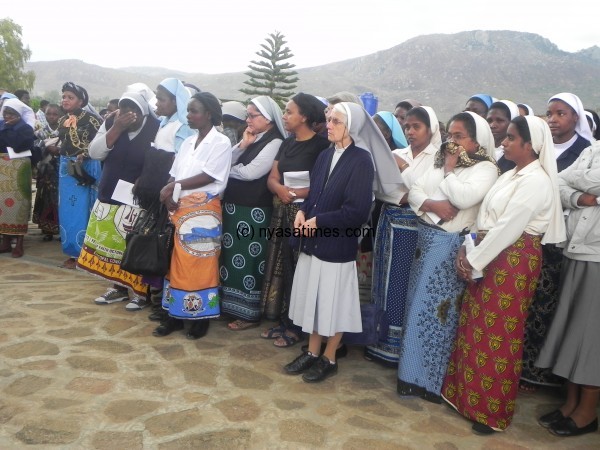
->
xmin=443 ymin=116 xmax=565 ymax=434
xmin=396 ymin=111 xmax=498 ymax=403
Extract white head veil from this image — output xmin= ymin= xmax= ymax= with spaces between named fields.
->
xmin=337 ymin=102 xmax=403 ymax=197
xmin=524 ymin=116 xmax=566 ymax=244
xmin=250 ymin=96 xmax=288 ymax=138
xmin=548 ymin=93 xmax=593 ymax=143
xmin=465 ymin=111 xmax=496 ymax=158
xmin=421 ymin=106 xmax=442 ymax=150
xmin=0 ymin=98 xmax=36 ymax=128
xmin=497 ymin=100 xmax=520 ymax=120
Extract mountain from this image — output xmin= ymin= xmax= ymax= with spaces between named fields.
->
xmin=26 ymin=30 xmax=600 ymax=120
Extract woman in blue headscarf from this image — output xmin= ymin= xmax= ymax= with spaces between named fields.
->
xmin=465 ymin=94 xmax=495 ymax=118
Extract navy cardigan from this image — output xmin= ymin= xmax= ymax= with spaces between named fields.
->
xmin=556 ymin=134 xmax=591 ymax=173
xmin=298 ymin=143 xmax=374 ymax=263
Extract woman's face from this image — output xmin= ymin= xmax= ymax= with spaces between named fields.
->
xmin=245 ymin=104 xmax=271 ymax=134
xmin=373 ymin=115 xmax=392 ymax=146
xmin=326 ymin=109 xmax=349 ymax=144
xmin=282 ymin=100 xmax=305 ymax=132
xmin=186 ymin=99 xmax=211 ymax=130
xmin=464 ymin=99 xmax=487 ymax=118
xmin=61 ymin=91 xmax=83 ymax=113
xmin=45 ymin=106 xmax=61 ymax=127
xmin=394 ymin=106 xmax=410 ymax=126
xmin=487 ymin=107 xmax=511 ymax=146
xmin=155 ymin=87 xmax=177 ymax=117
xmin=2 ymin=107 xmax=20 ymax=125
xmin=502 ymin=123 xmax=532 ymax=164
xmin=404 ymin=115 xmax=432 ymax=151
xmin=447 ymin=119 xmax=479 ymax=154
xmin=546 ymin=100 xmax=578 ymax=142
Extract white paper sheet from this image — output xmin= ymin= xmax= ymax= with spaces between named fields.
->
xmin=6 ymin=146 xmax=32 ymax=159
xmin=283 ymin=171 xmax=310 ymax=203
xmin=111 ymin=179 xmax=138 ymax=207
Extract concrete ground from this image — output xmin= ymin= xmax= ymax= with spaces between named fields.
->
xmin=0 ymin=229 xmax=597 ymax=449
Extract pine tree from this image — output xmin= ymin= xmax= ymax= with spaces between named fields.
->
xmin=0 ymin=19 xmax=35 ymax=92
xmin=240 ymin=31 xmax=299 ymax=108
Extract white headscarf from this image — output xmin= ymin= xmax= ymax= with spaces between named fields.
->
xmin=421 ymin=106 xmax=442 ymax=150
xmin=0 ymin=98 xmax=36 ymax=128
xmin=250 ymin=96 xmax=288 ymax=138
xmin=126 ymin=83 xmax=158 ymax=118
xmin=517 ymin=103 xmax=534 ymax=116
xmin=548 ymin=93 xmax=593 ymax=143
xmin=119 ymin=92 xmax=151 ymax=116
xmin=337 ymin=102 xmax=403 ymax=197
xmin=585 ymin=111 xmax=597 ymax=135
xmin=497 ymin=100 xmax=519 ymax=120
xmin=465 ymin=111 xmax=496 ymax=158
xmin=524 ymin=116 xmax=566 ymax=244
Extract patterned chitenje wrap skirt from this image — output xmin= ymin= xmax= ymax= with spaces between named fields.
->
xmin=163 ymin=193 xmax=222 ymax=320
xmin=0 ymin=155 xmax=32 ymax=235
xmin=442 ymin=233 xmax=542 ymax=431
xmin=367 ymin=204 xmax=418 ymax=366
xmin=220 ymin=202 xmax=272 ymax=322
xmin=77 ymin=199 xmax=147 ymax=295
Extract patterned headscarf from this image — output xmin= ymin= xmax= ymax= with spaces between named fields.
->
xmin=62 ymin=82 xmax=89 ymax=107
xmin=435 ymin=111 xmax=499 ymax=174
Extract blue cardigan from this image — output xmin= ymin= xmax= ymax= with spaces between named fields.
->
xmin=298 ymin=143 xmax=374 ymax=263
xmin=557 ymin=134 xmax=591 ymax=173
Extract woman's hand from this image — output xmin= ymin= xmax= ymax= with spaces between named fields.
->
xmin=46 ymin=145 xmax=60 ymax=155
xmin=427 ymin=199 xmax=459 ymax=222
xmin=76 ymin=153 xmax=85 ymax=162
xmin=456 ymin=245 xmax=474 ymax=282
xmin=393 ymin=154 xmax=409 ymax=172
xmin=160 ymin=182 xmax=178 ymax=211
xmin=444 ymin=145 xmax=463 ymax=175
xmin=276 ymin=185 xmax=295 ymax=204
xmin=239 ymin=128 xmax=258 ymax=150
xmin=577 ymin=192 xmax=598 ymax=207
xmin=301 ymin=217 xmax=317 ymax=237
xmin=294 ymin=210 xmax=306 ymax=230
xmin=112 ymin=109 xmax=138 ymax=132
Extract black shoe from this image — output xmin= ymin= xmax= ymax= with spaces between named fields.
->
xmin=472 ymin=422 xmax=495 ymax=435
xmin=549 ymin=417 xmax=598 ymax=437
xmin=148 ymin=309 xmax=168 ymax=322
xmin=42 ymin=234 xmax=53 ymax=241
xmin=187 ymin=320 xmax=209 ymax=340
xmin=153 ymin=317 xmax=184 ymax=337
xmin=538 ymin=409 xmax=566 ymax=428
xmin=284 ymin=352 xmax=319 ymax=375
xmin=301 ymin=343 xmax=348 ymax=359
xmin=302 ymin=355 xmax=338 ymax=383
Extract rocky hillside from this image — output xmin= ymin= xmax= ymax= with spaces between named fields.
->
xmin=27 ymin=30 xmax=600 ymax=120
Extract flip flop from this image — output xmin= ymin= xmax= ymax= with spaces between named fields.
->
xmin=260 ymin=325 xmax=286 ymax=339
xmin=273 ymin=332 xmax=303 ymax=348
xmin=227 ymin=320 xmax=260 ymax=331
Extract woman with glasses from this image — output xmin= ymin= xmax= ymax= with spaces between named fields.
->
xmin=283 ymin=102 xmax=400 ymax=383
xmin=221 ymin=96 xmax=287 ymax=331
xmin=396 ymin=112 xmax=498 ymax=403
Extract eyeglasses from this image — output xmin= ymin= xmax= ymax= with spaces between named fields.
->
xmin=246 ymin=112 xmax=263 ymax=120
xmin=326 ymin=116 xmax=345 ymax=127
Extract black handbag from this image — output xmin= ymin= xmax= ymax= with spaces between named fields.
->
xmin=120 ymin=205 xmax=175 ymax=277
xmin=342 ymin=303 xmax=389 ymax=346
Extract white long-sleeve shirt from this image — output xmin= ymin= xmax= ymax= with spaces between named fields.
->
xmin=409 ymin=161 xmax=498 ymax=233
xmin=467 ymin=160 xmax=555 ymax=270
xmin=229 ymin=131 xmax=282 ymax=181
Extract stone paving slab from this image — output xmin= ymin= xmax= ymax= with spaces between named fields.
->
xmin=0 ymin=231 xmax=598 ymax=449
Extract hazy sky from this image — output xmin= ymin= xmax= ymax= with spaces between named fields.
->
xmin=5 ymin=0 xmax=598 ymax=74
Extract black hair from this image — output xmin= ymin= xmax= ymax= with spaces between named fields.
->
xmin=406 ymin=106 xmax=431 ymax=128
xmin=396 ymin=101 xmax=415 ymax=111
xmin=40 ymin=100 xmax=49 ymax=108
xmin=291 ymin=93 xmax=326 ymax=125
xmin=488 ymin=101 xmax=511 ymax=119
xmin=14 ymin=89 xmax=29 ymax=100
xmin=46 ymin=103 xmax=61 ymax=112
xmin=192 ymin=92 xmax=222 ymax=126
xmin=448 ymin=112 xmax=477 ymax=140
xmin=108 ymin=99 xmax=120 ymax=106
xmin=511 ymin=116 xmax=531 ymax=143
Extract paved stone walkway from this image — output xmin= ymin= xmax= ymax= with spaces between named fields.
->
xmin=0 ymin=231 xmax=597 ymax=449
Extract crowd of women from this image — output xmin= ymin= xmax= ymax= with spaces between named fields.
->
xmin=0 ymin=82 xmax=599 ymax=438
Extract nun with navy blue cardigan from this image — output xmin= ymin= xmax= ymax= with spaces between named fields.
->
xmin=284 ymin=102 xmax=403 ymax=383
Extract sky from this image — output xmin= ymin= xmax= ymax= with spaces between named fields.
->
xmin=4 ymin=0 xmax=599 ymax=74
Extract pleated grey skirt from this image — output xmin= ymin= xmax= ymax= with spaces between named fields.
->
xmin=289 ymin=252 xmax=362 ymax=336
xmin=536 ymin=258 xmax=600 ymax=386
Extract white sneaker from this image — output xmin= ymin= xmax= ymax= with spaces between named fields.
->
xmin=94 ymin=288 xmax=129 ymax=305
xmin=125 ymin=295 xmax=149 ymax=311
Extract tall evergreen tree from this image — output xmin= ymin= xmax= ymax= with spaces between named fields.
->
xmin=0 ymin=19 xmax=35 ymax=92
xmin=240 ymin=31 xmax=299 ymax=108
